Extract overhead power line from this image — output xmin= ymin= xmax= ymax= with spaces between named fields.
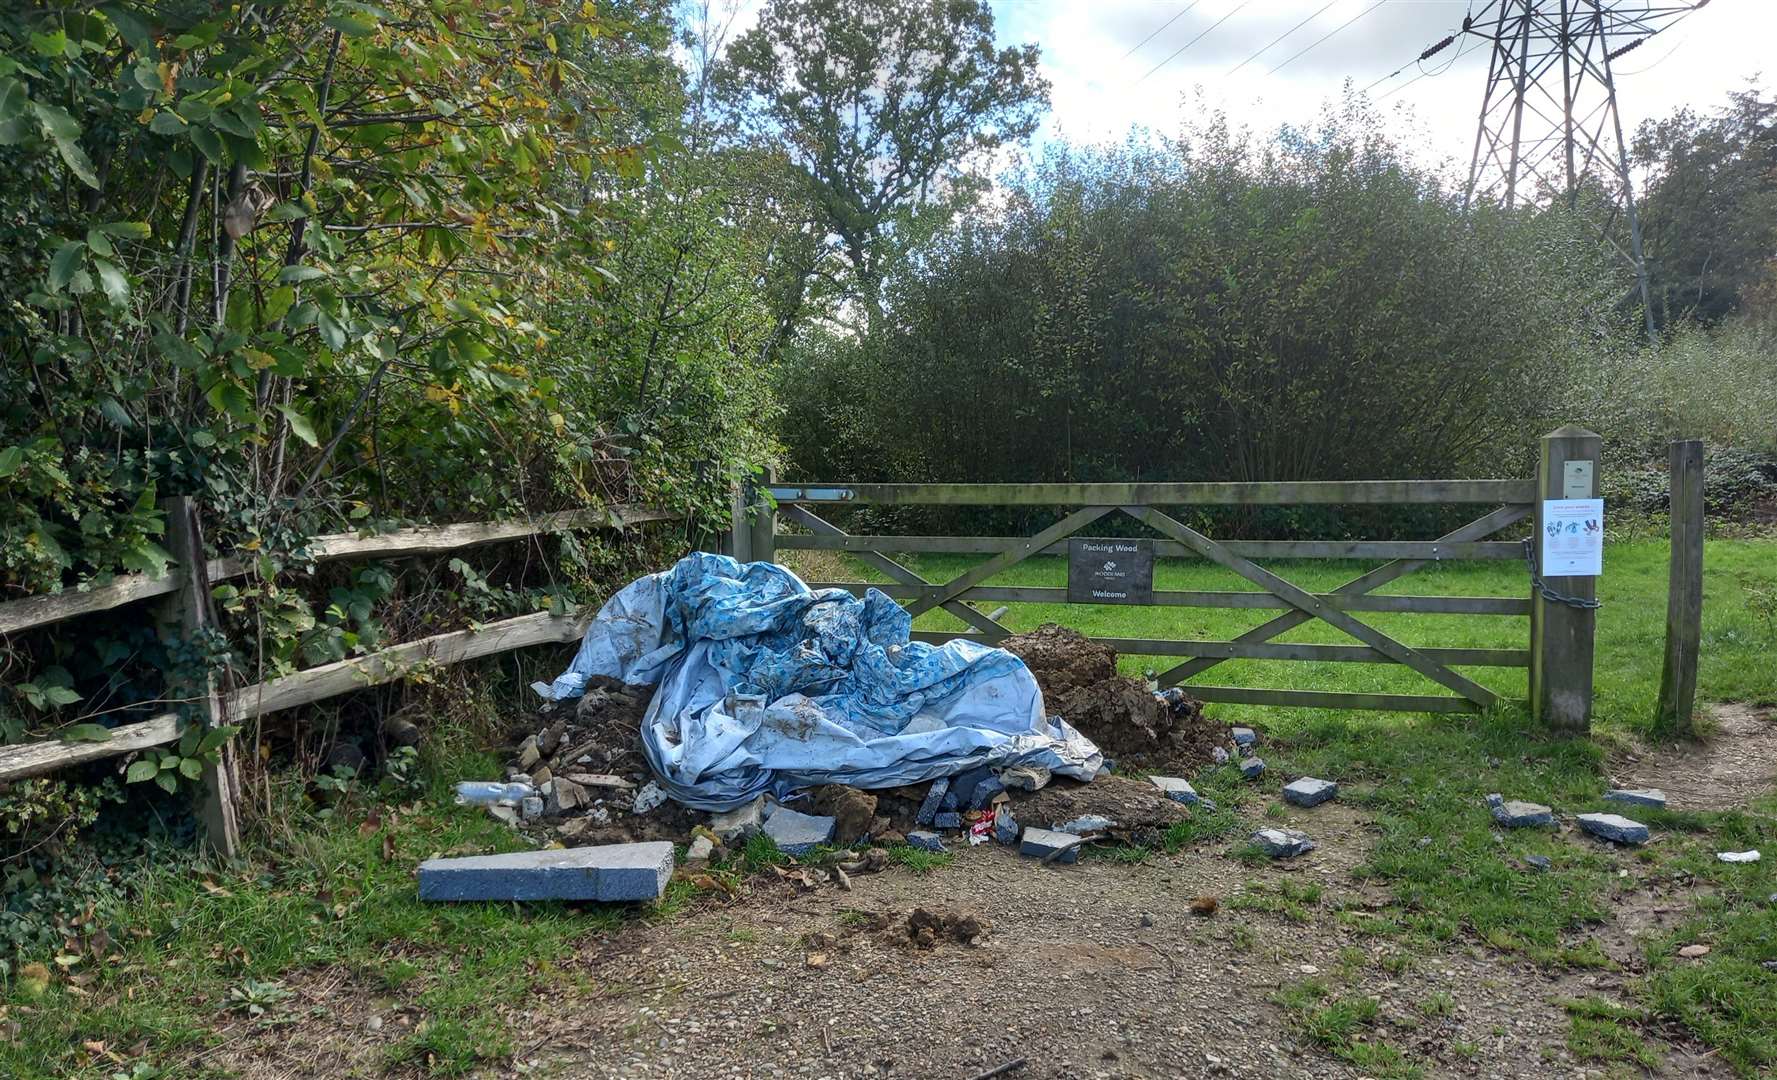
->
xmin=1121 ymin=3 xmax=1202 ymax=62
xmin=1267 ymin=0 xmax=1389 ymax=77
xmin=1228 ymin=0 xmax=1342 ymax=76
xmin=1136 ymin=0 xmax=1255 ymax=85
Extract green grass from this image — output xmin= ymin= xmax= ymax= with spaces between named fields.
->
xmin=859 ymin=538 xmax=1777 ymax=736
xmin=835 ymin=537 xmax=1777 ymax=1074
xmin=8 ymin=538 xmax=1777 ymax=1078
xmin=0 ymin=752 xmax=650 ymax=1079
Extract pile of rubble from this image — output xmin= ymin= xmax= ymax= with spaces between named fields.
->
xmin=427 ymin=632 xmax=1347 ymax=901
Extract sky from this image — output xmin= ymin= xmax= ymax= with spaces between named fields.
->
xmin=985 ymin=0 xmax=1768 ymax=184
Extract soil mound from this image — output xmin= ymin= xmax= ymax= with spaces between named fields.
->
xmin=1001 ymin=623 xmax=1225 ymax=772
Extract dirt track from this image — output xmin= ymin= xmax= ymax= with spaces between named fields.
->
xmin=208 ymin=794 xmax=1728 ymax=1080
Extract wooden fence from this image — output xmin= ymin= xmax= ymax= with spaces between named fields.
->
xmin=0 ymin=499 xmax=679 ymax=855
xmin=736 ymin=428 xmax=1608 ymax=730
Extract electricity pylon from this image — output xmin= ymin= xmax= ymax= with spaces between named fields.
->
xmin=1460 ymin=1 xmax=1709 ymax=336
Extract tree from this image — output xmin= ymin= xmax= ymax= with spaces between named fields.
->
xmin=1633 ymin=87 xmax=1777 ymax=328
xmin=713 ymin=0 xmax=1048 ymax=331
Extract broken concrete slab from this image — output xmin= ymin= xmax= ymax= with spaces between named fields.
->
xmin=932 ymin=811 xmax=963 ymax=830
xmin=906 ymin=830 xmax=945 ymax=853
xmin=1524 ymin=854 xmax=1552 ymax=872
xmin=709 ymin=796 xmax=766 ymax=841
xmin=563 ymin=772 xmax=635 ymax=791
xmin=1019 ymin=827 xmax=1082 ymax=864
xmin=762 ymin=806 xmax=835 ymax=856
xmin=419 ymin=842 xmax=674 ymax=902
xmin=1230 ymin=727 xmax=1257 ymax=749
xmin=1486 ymin=793 xmax=1555 ymax=828
xmin=1149 ymin=775 xmax=1200 ymax=805
xmin=1604 ymin=788 xmax=1667 ymax=809
xmin=916 ymin=779 xmax=950 ymax=827
xmin=1250 ymin=828 xmax=1315 ymax=859
xmin=968 ymin=777 xmax=1007 ymax=809
xmin=1282 ymin=777 xmax=1338 ymax=808
xmin=1239 ymin=756 xmax=1265 ymax=779
xmin=1577 ymin=813 xmax=1649 ymax=845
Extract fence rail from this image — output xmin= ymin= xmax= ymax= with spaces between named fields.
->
xmin=0 ymin=501 xmax=679 ymax=853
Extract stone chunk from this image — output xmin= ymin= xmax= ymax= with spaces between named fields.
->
xmin=419 ymin=842 xmax=673 ymax=902
xmin=933 ymin=811 xmax=963 ymax=830
xmin=1239 ymin=756 xmax=1265 ymax=779
xmin=968 ymin=777 xmax=1007 ymax=809
xmin=1577 ymin=813 xmax=1649 ymax=845
xmin=916 ymin=779 xmax=950 ymax=826
xmin=1604 ymin=788 xmax=1667 ymax=809
xmin=544 ymin=778 xmax=586 ymax=817
xmin=1524 ymin=855 xmax=1552 ymax=872
xmin=683 ymin=835 xmax=714 ymax=867
xmin=709 ymin=796 xmax=765 ymax=841
xmin=906 ymin=830 xmax=946 ymax=853
xmin=1486 ymin=793 xmax=1555 ymax=828
xmin=632 ymin=781 xmax=668 ymax=815
xmin=1250 ymin=828 xmax=1315 ymax=859
xmin=993 ymin=807 xmax=1019 ymax=845
xmin=1282 ymin=777 xmax=1338 ymax=808
xmin=1149 ymin=776 xmax=1201 ymax=805
xmin=762 ymin=806 xmax=835 ymax=856
xmin=1230 ymin=727 xmax=1257 ymax=749
xmin=1212 ymin=747 xmax=1229 ymax=764
xmin=516 ymin=735 xmax=541 ymax=770
xmin=1019 ymin=827 xmax=1083 ymax=865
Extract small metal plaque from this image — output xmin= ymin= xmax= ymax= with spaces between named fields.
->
xmin=1067 ymin=538 xmax=1154 ymax=605
xmin=1563 ymin=460 xmax=1594 ymax=499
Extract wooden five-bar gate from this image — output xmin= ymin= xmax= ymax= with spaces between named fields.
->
xmin=733 ymin=427 xmax=1606 ymax=732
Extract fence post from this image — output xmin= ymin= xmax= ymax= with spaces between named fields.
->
xmin=1529 ymin=425 xmax=1602 ymax=734
xmin=158 ymin=497 xmax=242 ymax=858
xmin=1655 ymin=438 xmax=1705 ymax=735
xmin=748 ymin=467 xmax=777 ymax=565
xmin=728 ymin=482 xmax=753 ymax=562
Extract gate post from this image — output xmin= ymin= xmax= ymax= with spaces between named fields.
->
xmin=1530 ymin=425 xmax=1602 ymax=734
xmin=728 ymin=482 xmax=752 ymax=562
xmin=748 ymin=467 xmax=777 ymax=565
xmin=728 ymin=469 xmax=775 ymax=564
xmin=1655 ymin=438 xmax=1705 ymax=735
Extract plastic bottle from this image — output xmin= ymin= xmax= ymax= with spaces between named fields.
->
xmin=453 ymin=781 xmax=534 ymax=807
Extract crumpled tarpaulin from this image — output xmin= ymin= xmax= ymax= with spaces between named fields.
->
xmin=543 ymin=552 xmax=1103 ymax=810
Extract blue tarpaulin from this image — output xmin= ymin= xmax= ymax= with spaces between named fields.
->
xmin=544 ymin=553 xmax=1103 ymax=810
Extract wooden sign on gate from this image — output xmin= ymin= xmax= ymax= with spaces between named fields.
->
xmin=1067 ymin=538 xmax=1154 ymax=605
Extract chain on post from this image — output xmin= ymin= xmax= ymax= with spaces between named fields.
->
xmin=1522 ymin=538 xmax=1603 ymax=610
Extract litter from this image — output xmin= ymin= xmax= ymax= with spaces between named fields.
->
xmin=544 ymin=553 xmax=1103 ymax=810
xmin=1717 ymin=850 xmax=1760 ymax=863
xmin=454 ymin=781 xmax=534 ymax=807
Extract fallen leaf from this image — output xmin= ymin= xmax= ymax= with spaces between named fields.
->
xmin=805 ymin=952 xmax=829 ymax=968
xmin=18 ymin=963 xmax=50 ymax=999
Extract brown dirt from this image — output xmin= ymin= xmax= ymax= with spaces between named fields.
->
xmin=1002 ymin=624 xmax=1227 ymax=772
xmin=198 ymin=791 xmax=1724 ymax=1080
xmin=1004 ymin=774 xmax=1191 ymax=844
xmin=1611 ymin=702 xmax=1777 ymax=810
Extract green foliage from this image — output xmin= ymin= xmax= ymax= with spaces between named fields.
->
xmin=1573 ymin=319 xmax=1777 ymax=465
xmin=779 ymin=95 xmax=1616 ymax=499
xmin=1633 ymin=88 xmax=1777 ymax=328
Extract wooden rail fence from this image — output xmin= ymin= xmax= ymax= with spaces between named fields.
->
xmin=0 ymin=500 xmax=679 ymax=855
